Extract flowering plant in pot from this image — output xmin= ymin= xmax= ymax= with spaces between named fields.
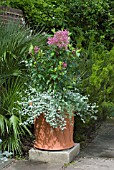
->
xmin=19 ymin=30 xmax=98 ymax=150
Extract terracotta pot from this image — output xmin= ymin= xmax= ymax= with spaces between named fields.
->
xmin=34 ymin=114 xmax=74 ymax=150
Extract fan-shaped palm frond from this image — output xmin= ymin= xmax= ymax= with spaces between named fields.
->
xmin=0 ymin=77 xmax=30 ymax=153
xmin=0 ymin=20 xmax=46 ymax=153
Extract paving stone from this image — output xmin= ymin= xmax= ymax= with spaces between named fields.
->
xmin=2 ymin=160 xmax=64 ymax=170
xmin=0 ymin=159 xmax=13 ymax=170
xmin=67 ymin=158 xmax=114 ymax=170
xmin=29 ymin=143 xmax=80 ymax=163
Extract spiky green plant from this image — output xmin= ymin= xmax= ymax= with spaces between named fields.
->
xmin=0 ymin=78 xmax=28 ymax=154
xmin=0 ymin=20 xmax=46 ymax=154
xmin=0 ymin=20 xmax=46 ymax=84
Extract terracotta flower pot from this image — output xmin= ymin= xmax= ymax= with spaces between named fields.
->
xmin=34 ymin=114 xmax=74 ymax=150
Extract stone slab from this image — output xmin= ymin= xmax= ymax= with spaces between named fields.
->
xmin=0 ymin=159 xmax=13 ymax=170
xmin=29 ymin=143 xmax=80 ymax=164
xmin=67 ymin=157 xmax=114 ymax=170
xmin=3 ymin=160 xmax=63 ymax=170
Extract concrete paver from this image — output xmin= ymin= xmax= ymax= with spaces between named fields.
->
xmin=0 ymin=160 xmax=12 ymax=170
xmin=79 ymin=120 xmax=114 ymax=158
xmin=67 ymin=158 xmax=114 ymax=170
xmin=2 ymin=160 xmax=64 ymax=170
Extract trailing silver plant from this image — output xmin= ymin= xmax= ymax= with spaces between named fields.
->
xmin=18 ymin=86 xmax=98 ymax=130
xmin=0 ymin=139 xmax=12 ymax=163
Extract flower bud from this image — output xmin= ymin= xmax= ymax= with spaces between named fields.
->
xmin=62 ymin=62 xmax=67 ymax=68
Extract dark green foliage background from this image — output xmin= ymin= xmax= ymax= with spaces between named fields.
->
xmin=0 ymin=0 xmax=113 ymax=49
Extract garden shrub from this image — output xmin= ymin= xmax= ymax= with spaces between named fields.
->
xmin=78 ymin=44 xmax=114 ymax=120
xmin=0 ymin=0 xmax=113 ymax=49
xmin=73 ymin=44 xmax=114 ymax=143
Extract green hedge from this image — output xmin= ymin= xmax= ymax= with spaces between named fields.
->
xmin=0 ymin=0 xmax=113 ymax=49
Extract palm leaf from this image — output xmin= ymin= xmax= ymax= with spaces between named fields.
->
xmin=0 ymin=77 xmax=31 ymax=153
xmin=0 ymin=20 xmax=46 ymax=154
xmin=0 ymin=114 xmax=9 ymax=135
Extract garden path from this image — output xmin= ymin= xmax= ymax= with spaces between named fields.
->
xmin=67 ymin=118 xmax=114 ymax=170
xmin=1 ymin=118 xmax=114 ymax=170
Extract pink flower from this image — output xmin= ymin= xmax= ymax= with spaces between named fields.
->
xmin=47 ymin=30 xmax=69 ymax=49
xmin=62 ymin=62 xmax=67 ymax=68
xmin=34 ymin=46 xmax=40 ymax=54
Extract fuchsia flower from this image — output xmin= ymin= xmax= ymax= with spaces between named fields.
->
xmin=62 ymin=62 xmax=67 ymax=68
xmin=34 ymin=46 xmax=40 ymax=54
xmin=47 ymin=30 xmax=69 ymax=49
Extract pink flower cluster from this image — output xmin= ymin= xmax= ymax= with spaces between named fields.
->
xmin=47 ymin=30 xmax=69 ymax=49
xmin=34 ymin=46 xmax=40 ymax=54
